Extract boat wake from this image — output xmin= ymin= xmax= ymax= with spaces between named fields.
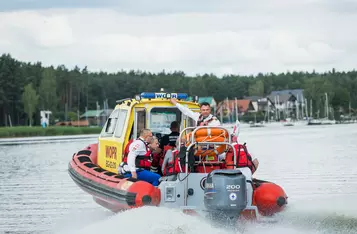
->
xmin=57 ymin=206 xmax=232 ymax=234
xmin=274 ymin=212 xmax=357 ymax=234
xmin=54 ymin=198 xmax=357 ymax=234
xmin=267 ymin=195 xmax=357 ymax=234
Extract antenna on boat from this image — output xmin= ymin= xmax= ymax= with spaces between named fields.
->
xmin=116 ymin=98 xmax=131 ymax=104
xmin=160 ymin=88 xmax=164 ymax=92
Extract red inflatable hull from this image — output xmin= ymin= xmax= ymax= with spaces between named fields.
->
xmin=240 ymin=179 xmax=288 ymax=219
xmin=253 ymin=180 xmax=288 ymax=216
xmin=68 ymin=143 xmax=287 ymax=218
xmin=68 ymin=143 xmax=161 ymax=212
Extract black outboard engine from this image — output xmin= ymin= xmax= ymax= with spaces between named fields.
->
xmin=204 ymin=169 xmax=247 ymax=221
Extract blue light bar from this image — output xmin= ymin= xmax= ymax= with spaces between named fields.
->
xmin=140 ymin=92 xmax=188 ymax=100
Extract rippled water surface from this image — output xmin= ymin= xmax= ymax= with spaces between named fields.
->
xmin=1 ymin=123 xmax=357 ymax=233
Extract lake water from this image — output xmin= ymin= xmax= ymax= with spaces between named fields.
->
xmin=1 ymin=123 xmax=357 ymax=234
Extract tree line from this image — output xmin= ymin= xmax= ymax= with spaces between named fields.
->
xmin=0 ymin=53 xmax=356 ymax=126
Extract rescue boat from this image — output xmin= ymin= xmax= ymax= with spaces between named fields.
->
xmin=68 ymin=91 xmax=288 ymax=221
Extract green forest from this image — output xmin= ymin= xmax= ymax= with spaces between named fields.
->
xmin=0 ymin=53 xmax=356 ymax=127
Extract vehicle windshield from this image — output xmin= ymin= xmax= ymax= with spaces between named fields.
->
xmin=148 ymin=106 xmax=199 ymax=138
xmin=149 ymin=107 xmax=179 ymax=134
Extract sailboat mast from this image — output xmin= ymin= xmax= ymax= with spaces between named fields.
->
xmin=305 ymin=98 xmax=308 ymax=119
xmin=274 ymin=96 xmax=278 ymax=121
xmin=325 ymin=93 xmax=329 ymax=119
xmin=310 ymin=99 xmax=312 ymax=119
xmin=267 ymin=99 xmax=270 ymax=122
xmin=277 ymin=96 xmax=281 ymax=120
xmin=295 ymin=94 xmax=299 ymax=120
xmin=235 ymin=97 xmax=239 ymax=121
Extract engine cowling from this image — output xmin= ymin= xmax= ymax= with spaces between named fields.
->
xmin=203 ymin=169 xmax=247 ymax=215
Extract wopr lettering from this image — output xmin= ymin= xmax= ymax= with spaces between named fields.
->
xmin=105 ymin=145 xmax=117 ymax=160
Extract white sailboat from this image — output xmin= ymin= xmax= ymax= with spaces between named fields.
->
xmin=320 ymin=93 xmax=335 ymax=125
xmin=283 ymin=98 xmax=295 ymax=126
xmin=249 ymin=113 xmax=265 ymax=127
xmin=307 ymin=98 xmax=322 ymax=125
xmin=283 ymin=117 xmax=294 ymax=126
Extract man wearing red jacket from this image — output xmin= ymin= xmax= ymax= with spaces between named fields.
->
xmin=119 ymin=129 xmax=161 ymax=186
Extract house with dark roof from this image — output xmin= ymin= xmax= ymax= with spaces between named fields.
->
xmin=244 ymin=96 xmax=276 ymax=112
xmin=267 ymin=89 xmax=308 ymax=119
xmin=270 ymin=89 xmax=305 ymax=103
xmin=267 ymin=92 xmax=296 ymax=111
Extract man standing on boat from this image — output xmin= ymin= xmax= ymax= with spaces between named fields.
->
xmin=171 ymin=98 xmax=259 ymax=174
xmin=170 ymin=99 xmax=220 ymax=126
xmin=122 ymin=129 xmax=161 ymax=186
xmin=170 ymin=98 xmax=222 ymax=162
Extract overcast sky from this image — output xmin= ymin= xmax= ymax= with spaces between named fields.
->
xmin=0 ymin=0 xmax=356 ymax=76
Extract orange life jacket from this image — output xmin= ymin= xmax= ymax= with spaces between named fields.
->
xmin=163 ymin=149 xmax=186 ymax=176
xmin=123 ymin=138 xmax=152 ymax=170
xmin=225 ymin=142 xmax=256 ymax=173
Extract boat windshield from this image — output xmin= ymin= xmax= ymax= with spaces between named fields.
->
xmin=149 ymin=107 xmax=180 ymax=134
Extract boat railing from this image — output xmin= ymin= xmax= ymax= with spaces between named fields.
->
xmin=178 ymin=125 xmax=237 ymax=170
xmin=178 ymin=126 xmax=196 ymax=146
